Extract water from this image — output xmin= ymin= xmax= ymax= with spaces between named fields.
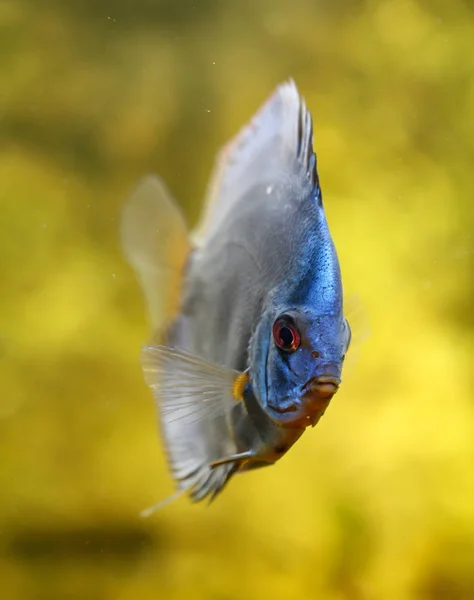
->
xmin=0 ymin=1 xmax=473 ymax=599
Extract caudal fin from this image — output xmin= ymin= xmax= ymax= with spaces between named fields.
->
xmin=120 ymin=175 xmax=192 ymax=336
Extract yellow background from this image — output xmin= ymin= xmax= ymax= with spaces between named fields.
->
xmin=1 ymin=0 xmax=473 ymax=598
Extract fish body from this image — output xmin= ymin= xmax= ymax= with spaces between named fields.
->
xmin=121 ymin=80 xmax=351 ymax=506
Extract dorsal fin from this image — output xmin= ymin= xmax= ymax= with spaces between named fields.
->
xmin=192 ymin=79 xmax=319 ymax=247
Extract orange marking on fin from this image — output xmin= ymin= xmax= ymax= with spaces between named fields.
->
xmin=232 ymin=372 xmax=249 ymax=402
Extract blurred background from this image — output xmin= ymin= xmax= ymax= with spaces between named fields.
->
xmin=1 ymin=0 xmax=474 ymax=598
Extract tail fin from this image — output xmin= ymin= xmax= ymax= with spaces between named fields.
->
xmin=120 ymin=175 xmax=192 ymax=336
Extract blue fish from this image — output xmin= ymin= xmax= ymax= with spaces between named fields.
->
xmin=120 ymin=80 xmax=351 ymax=510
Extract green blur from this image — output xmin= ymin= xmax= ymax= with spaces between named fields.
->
xmin=1 ymin=0 xmax=473 ymax=599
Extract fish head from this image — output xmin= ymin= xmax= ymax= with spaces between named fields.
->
xmin=250 ymin=188 xmax=352 ymax=429
xmin=250 ymin=305 xmax=351 ymax=430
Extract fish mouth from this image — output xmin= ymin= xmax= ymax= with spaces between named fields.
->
xmin=269 ymin=376 xmax=341 ymax=429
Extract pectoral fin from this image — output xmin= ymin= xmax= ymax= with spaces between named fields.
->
xmin=141 ymin=345 xmax=242 ymax=425
xmin=140 ymin=345 xmax=247 ymax=505
xmin=343 ymin=294 xmax=371 ymax=377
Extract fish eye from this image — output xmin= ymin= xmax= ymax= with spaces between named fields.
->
xmin=272 ymin=314 xmax=300 ymax=353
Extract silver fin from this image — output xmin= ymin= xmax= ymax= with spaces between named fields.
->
xmin=139 ymin=488 xmax=186 ymax=518
xmin=344 ymin=294 xmax=371 ymax=347
xmin=120 ymin=175 xmax=191 ymax=335
xmin=343 ymin=294 xmax=371 ymax=378
xmin=192 ymin=79 xmax=317 ymax=247
xmin=210 ymin=451 xmax=255 ymax=468
xmin=141 ymin=345 xmax=240 ymax=425
xmin=141 ymin=345 xmax=243 ymax=503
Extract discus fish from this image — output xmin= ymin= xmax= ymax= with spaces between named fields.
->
xmin=120 ymin=80 xmax=352 ymax=510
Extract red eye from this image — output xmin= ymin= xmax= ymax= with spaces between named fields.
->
xmin=272 ymin=315 xmax=300 ymax=352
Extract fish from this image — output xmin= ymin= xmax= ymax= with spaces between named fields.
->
xmin=120 ymin=79 xmax=352 ymax=511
